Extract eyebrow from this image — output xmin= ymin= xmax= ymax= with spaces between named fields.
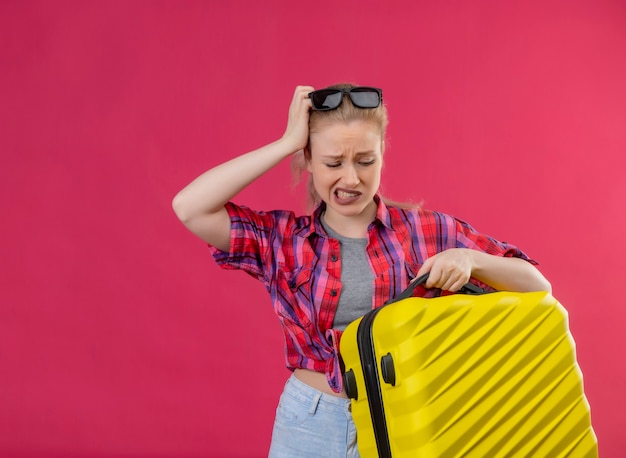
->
xmin=321 ymin=151 xmax=376 ymax=160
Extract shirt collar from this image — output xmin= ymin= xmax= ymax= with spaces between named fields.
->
xmin=373 ymin=194 xmax=394 ymax=230
xmin=293 ymin=194 xmax=394 ymax=238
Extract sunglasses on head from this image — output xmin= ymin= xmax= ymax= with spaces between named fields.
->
xmin=308 ymin=86 xmax=383 ymax=111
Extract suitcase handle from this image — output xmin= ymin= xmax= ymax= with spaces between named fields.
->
xmin=385 ymin=272 xmax=488 ymax=305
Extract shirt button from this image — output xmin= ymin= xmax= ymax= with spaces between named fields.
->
xmin=331 ymin=255 xmax=338 ymax=262
xmin=330 ymin=290 xmax=338 ymax=297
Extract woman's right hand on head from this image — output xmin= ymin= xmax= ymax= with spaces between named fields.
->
xmin=281 ymin=85 xmax=314 ymax=153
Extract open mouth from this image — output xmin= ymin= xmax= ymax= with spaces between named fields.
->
xmin=336 ymin=190 xmax=361 ymax=199
xmin=334 ymin=188 xmax=362 ymax=204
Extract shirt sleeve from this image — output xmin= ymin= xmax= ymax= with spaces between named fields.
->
xmin=207 ymin=202 xmax=275 ymax=284
xmin=452 ymin=215 xmax=537 ymax=264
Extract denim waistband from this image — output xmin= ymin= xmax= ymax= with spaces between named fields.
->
xmin=284 ymin=373 xmax=352 ymax=414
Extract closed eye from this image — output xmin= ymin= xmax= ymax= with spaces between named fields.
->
xmin=359 ymin=159 xmax=376 ymax=166
xmin=325 ymin=162 xmax=342 ymax=168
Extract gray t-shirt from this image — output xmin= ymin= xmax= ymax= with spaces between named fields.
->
xmin=322 ymin=219 xmax=375 ymax=331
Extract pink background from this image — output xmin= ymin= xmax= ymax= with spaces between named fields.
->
xmin=1 ymin=1 xmax=625 ymax=456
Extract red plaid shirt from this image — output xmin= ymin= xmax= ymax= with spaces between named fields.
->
xmin=208 ymin=196 xmax=533 ymax=393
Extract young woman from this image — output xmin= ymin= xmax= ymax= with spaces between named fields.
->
xmin=172 ymin=84 xmax=551 ymax=457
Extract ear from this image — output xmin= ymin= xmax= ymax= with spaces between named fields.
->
xmin=381 ymin=139 xmax=386 ymax=155
xmin=304 ymin=146 xmax=313 ymax=173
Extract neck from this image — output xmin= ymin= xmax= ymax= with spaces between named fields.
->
xmin=322 ymin=200 xmax=377 ymax=238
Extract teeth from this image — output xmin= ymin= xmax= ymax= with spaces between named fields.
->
xmin=337 ymin=190 xmax=359 ymax=199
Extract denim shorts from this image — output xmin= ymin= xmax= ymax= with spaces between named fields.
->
xmin=268 ymin=373 xmax=360 ymax=458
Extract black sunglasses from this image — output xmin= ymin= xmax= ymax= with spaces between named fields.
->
xmin=308 ymin=86 xmax=383 ymax=111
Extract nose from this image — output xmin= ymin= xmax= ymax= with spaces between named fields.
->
xmin=342 ymin=164 xmax=360 ymax=187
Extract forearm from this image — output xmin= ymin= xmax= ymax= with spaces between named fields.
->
xmin=172 ymin=85 xmax=313 ymax=248
xmin=172 ymin=137 xmax=297 ymax=222
xmin=471 ymin=251 xmax=552 ymax=293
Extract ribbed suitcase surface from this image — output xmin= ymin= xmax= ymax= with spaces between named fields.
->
xmin=340 ymin=290 xmax=598 ymax=457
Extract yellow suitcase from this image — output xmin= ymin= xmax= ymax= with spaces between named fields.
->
xmin=340 ymin=274 xmax=598 ymax=457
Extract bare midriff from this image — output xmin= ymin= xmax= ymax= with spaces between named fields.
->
xmin=294 ymin=368 xmax=348 ymax=398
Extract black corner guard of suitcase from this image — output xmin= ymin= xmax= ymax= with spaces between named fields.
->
xmin=345 ymin=273 xmax=489 ymax=458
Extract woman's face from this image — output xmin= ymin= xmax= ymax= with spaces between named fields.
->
xmin=307 ymin=120 xmax=384 ymax=228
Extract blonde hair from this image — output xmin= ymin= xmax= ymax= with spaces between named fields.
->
xmin=291 ymin=83 xmax=418 ymax=211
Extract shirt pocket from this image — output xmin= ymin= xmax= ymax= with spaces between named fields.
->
xmin=404 ymin=261 xmax=444 ymax=298
xmin=274 ymin=266 xmax=315 ymax=329
xmin=405 ymin=262 xmax=421 ymax=282
xmin=378 ymin=261 xmax=432 ymax=301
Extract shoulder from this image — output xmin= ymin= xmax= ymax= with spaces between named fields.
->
xmin=386 ymin=204 xmax=455 ymax=229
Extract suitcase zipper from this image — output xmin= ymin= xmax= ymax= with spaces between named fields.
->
xmin=357 ymin=306 xmax=393 ymax=458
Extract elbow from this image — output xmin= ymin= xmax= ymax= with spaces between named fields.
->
xmin=171 ymin=192 xmax=191 ymax=223
xmin=540 ymin=278 xmax=553 ymax=294
xmin=532 ymin=268 xmax=552 ymax=294
xmin=517 ymin=260 xmax=552 ymax=293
